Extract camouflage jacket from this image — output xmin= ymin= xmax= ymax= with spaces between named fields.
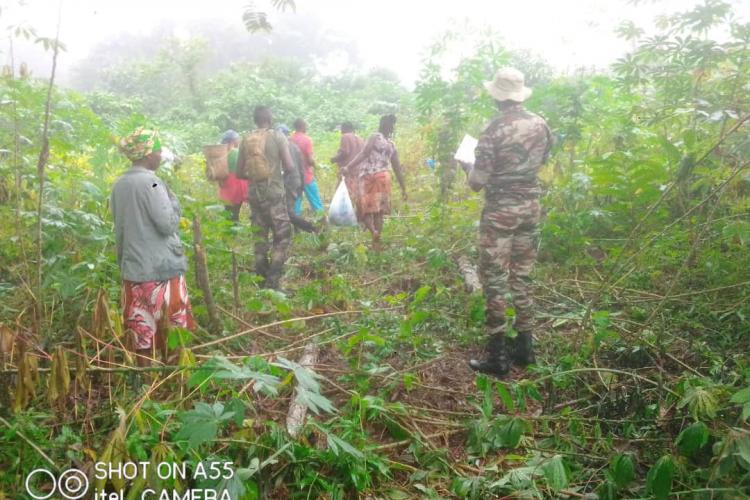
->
xmin=469 ymin=103 xmax=553 ymax=204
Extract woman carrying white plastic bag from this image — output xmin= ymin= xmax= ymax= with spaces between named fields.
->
xmin=327 ymin=181 xmax=358 ymax=226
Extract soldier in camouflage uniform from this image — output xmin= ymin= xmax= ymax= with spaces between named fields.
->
xmin=237 ymin=106 xmax=295 ymax=291
xmin=464 ymin=68 xmax=553 ymax=377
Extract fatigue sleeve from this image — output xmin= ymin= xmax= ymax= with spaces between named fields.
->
xmin=275 ymin=130 xmax=289 ymax=150
xmin=274 ymin=131 xmax=291 ymax=174
xmin=469 ymin=122 xmax=497 ymax=190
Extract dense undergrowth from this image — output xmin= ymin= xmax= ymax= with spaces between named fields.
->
xmin=2 ymin=1 xmax=750 ymax=498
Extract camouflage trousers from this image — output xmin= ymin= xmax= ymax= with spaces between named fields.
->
xmin=249 ymin=194 xmax=292 ymax=284
xmin=478 ymin=199 xmax=540 ymax=335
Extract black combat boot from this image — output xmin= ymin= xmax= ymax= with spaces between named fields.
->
xmin=264 ymin=265 xmax=286 ymax=293
xmin=469 ymin=334 xmax=511 ymax=377
xmin=512 ymin=331 xmax=536 ymax=366
xmin=255 ymin=258 xmax=269 ymax=286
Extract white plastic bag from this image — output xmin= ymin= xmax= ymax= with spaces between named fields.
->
xmin=327 ymin=181 xmax=358 ymax=226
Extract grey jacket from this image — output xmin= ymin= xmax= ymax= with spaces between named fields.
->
xmin=110 ymin=166 xmax=188 ymax=282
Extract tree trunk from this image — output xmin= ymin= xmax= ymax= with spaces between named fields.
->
xmin=192 ymin=216 xmax=220 ymax=333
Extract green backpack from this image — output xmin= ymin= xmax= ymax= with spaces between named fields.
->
xmin=237 ymin=129 xmax=272 ymax=181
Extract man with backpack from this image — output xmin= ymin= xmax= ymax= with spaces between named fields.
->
xmin=236 ymin=106 xmax=296 ymax=290
xmin=277 ymin=124 xmax=317 ymax=233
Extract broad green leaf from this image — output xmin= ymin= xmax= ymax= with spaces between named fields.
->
xmin=742 ymin=403 xmax=750 ymax=423
xmin=542 ymin=455 xmax=569 ymax=492
xmin=294 ymin=387 xmax=336 ymax=415
xmin=413 ymin=285 xmax=432 ymax=305
xmin=328 ymin=433 xmax=364 ymax=459
xmin=523 ymin=382 xmax=543 ymax=402
xmin=496 ymin=382 xmax=515 ymax=412
xmin=610 ymin=453 xmax=635 ymax=489
xmin=167 ymin=327 xmax=193 ymax=349
xmin=660 ymin=138 xmax=681 ymax=165
xmin=225 ymin=398 xmax=247 ymax=427
xmin=737 ymin=436 xmax=750 ymax=464
xmin=675 ymin=421 xmax=709 ymax=456
xmin=730 ymin=386 xmax=750 ymax=404
xmin=646 ymin=455 xmax=675 ymax=500
xmin=499 ymin=417 xmax=525 ymax=448
xmin=188 ymin=356 xmax=280 ymax=395
xmin=678 ymin=385 xmax=717 ymax=419
xmin=175 ymin=402 xmax=235 ymax=449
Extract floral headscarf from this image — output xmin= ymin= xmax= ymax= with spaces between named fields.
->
xmin=118 ymin=128 xmax=161 ymax=162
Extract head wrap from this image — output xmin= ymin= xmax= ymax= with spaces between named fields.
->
xmin=276 ymin=124 xmax=290 ymax=136
xmin=221 ymin=129 xmax=240 ymax=144
xmin=118 ymin=128 xmax=161 ymax=162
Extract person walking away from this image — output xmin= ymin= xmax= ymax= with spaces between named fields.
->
xmin=290 ymin=118 xmax=324 ymax=215
xmin=461 ymin=68 xmax=553 ymax=377
xmin=236 ymin=106 xmax=295 ymax=290
xmin=110 ymin=128 xmax=195 ymax=367
xmin=331 ymin=121 xmax=365 ymax=221
xmin=217 ymin=129 xmax=249 ymax=221
xmin=343 ymin=114 xmax=407 ymax=249
xmin=277 ymin=124 xmax=317 ymax=233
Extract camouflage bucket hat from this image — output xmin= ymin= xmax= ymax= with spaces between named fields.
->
xmin=484 ymin=67 xmax=532 ymax=102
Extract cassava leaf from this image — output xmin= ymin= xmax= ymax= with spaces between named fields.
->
xmin=175 ymin=402 xmax=234 ymax=449
xmin=327 ymin=433 xmax=364 ymax=459
xmin=676 ymin=421 xmax=709 ymax=456
xmin=542 ymin=455 xmax=569 ymax=492
xmin=646 ymin=455 xmax=675 ymax=500
xmin=498 ymin=417 xmax=526 ymax=448
xmin=610 ymin=453 xmax=635 ymax=489
xmin=730 ymin=386 xmax=750 ymax=404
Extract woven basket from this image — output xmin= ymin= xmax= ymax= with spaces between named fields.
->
xmin=203 ymin=144 xmax=230 ymax=181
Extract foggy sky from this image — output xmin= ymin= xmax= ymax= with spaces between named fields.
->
xmin=4 ymin=0 xmax=749 ymax=87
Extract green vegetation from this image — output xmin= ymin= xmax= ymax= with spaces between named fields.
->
xmin=1 ymin=1 xmax=750 ymax=498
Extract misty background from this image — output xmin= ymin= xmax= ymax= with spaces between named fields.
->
xmin=6 ymin=0 xmax=748 ymax=91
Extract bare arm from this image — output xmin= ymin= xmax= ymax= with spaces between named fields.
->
xmin=343 ymin=135 xmax=375 ymax=175
xmin=332 ymin=135 xmax=356 ymax=164
xmin=331 ymin=139 xmax=347 ymax=164
xmin=391 ymin=149 xmax=407 ymax=200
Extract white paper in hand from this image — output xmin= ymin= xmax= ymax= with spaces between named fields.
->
xmin=454 ymin=134 xmax=478 ymax=165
